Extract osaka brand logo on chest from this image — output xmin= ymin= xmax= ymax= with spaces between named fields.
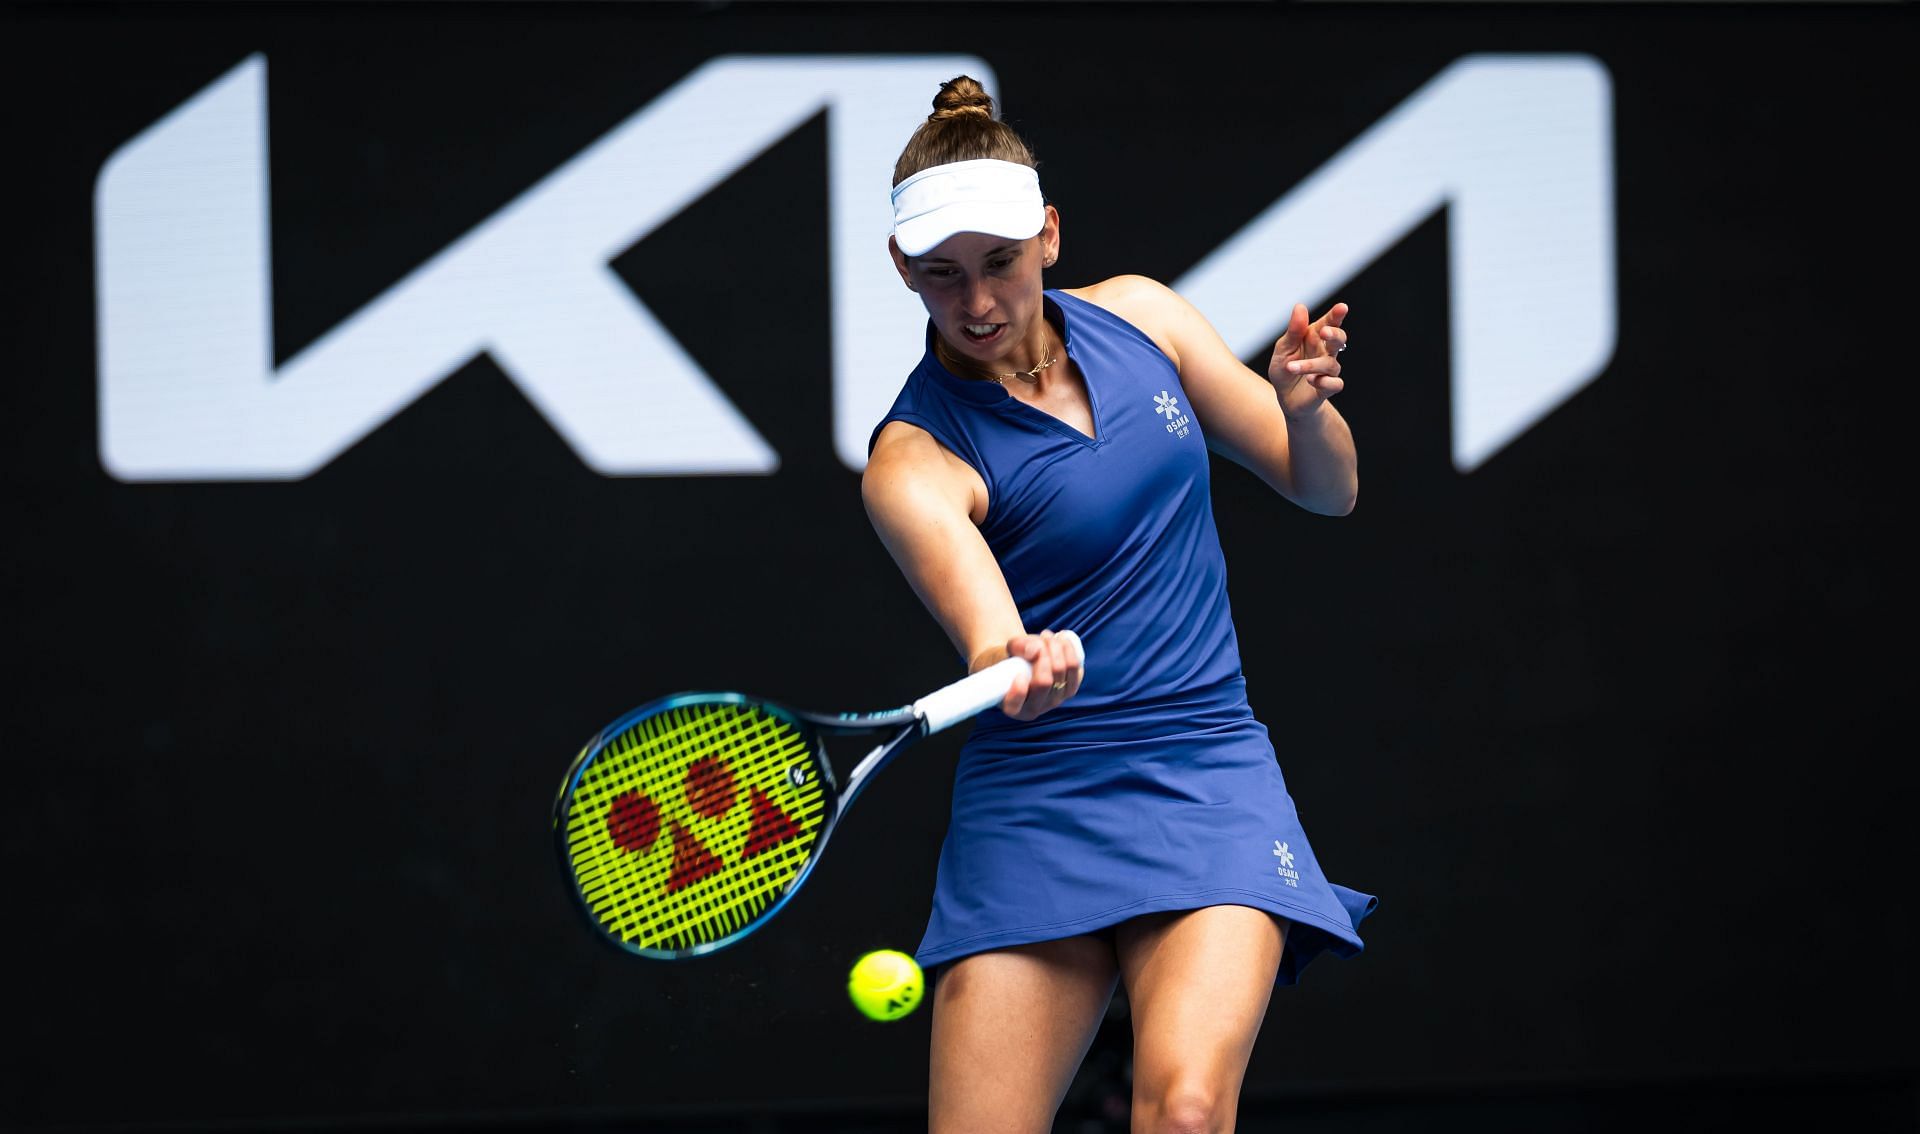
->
xmin=1153 ymin=391 xmax=1191 ymax=439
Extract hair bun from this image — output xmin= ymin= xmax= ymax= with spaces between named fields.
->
xmin=930 ymin=75 xmax=995 ymax=121
xmin=891 ymin=74 xmax=1035 ymax=186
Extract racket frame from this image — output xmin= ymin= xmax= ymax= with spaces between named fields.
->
xmin=551 ymin=692 xmax=927 ymax=960
xmin=551 ymin=645 xmax=1064 ymax=960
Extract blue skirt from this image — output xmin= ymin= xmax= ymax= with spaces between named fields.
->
xmin=917 ymin=679 xmax=1377 ymax=985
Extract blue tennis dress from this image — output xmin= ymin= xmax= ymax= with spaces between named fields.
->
xmin=870 ymin=290 xmax=1377 ymax=984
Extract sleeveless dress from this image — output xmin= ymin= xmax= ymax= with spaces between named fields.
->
xmin=868 ymin=290 xmax=1377 ymax=984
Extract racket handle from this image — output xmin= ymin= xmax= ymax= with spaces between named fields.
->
xmin=914 ymin=631 xmax=1085 ymax=735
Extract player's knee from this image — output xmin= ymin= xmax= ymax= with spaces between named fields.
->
xmin=1136 ymin=1079 xmax=1229 ymax=1134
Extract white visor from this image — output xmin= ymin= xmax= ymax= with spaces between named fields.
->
xmin=891 ymin=159 xmax=1045 ymax=257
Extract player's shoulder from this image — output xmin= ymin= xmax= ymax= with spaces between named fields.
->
xmin=867 ymin=418 xmax=940 ymax=467
xmin=864 ymin=421 xmax=976 ymax=508
xmin=866 ymin=419 xmax=936 ymax=484
xmin=1064 ymin=275 xmax=1194 ymax=365
xmin=1066 ymin=273 xmax=1181 ymax=316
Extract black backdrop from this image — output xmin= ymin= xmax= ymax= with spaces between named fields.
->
xmin=4 ymin=2 xmax=1914 ymax=1130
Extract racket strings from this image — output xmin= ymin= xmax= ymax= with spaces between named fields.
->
xmin=564 ymin=702 xmax=826 ymax=953
xmin=573 ymin=706 xmax=805 ymax=945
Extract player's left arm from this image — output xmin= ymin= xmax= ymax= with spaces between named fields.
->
xmin=1083 ymin=275 xmax=1356 ymax=515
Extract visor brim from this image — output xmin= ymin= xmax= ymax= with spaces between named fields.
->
xmin=894 ymin=201 xmax=1046 ymax=258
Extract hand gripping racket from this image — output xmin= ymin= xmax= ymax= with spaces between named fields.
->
xmin=554 ymin=632 xmax=1083 ymax=959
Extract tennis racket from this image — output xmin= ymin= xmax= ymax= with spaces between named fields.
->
xmin=553 ymin=631 xmax=1083 ymax=959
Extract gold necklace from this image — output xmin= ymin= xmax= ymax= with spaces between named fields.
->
xmin=937 ymin=335 xmax=1058 ymax=386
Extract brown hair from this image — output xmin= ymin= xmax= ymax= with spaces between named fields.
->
xmin=891 ymin=75 xmax=1038 ymax=187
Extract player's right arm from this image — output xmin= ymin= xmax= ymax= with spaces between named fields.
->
xmin=862 ymin=420 xmax=1081 ymax=718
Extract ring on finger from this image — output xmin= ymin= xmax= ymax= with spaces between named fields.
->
xmin=1051 ymin=678 xmax=1068 ymax=691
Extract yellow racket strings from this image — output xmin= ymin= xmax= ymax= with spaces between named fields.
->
xmin=565 ymin=703 xmax=826 ymax=953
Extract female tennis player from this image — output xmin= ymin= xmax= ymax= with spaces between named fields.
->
xmin=862 ymin=77 xmax=1377 ymax=1132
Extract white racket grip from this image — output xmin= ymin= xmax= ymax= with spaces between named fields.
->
xmin=913 ymin=631 xmax=1085 ymax=735
xmin=915 ymin=656 xmax=1027 ymax=735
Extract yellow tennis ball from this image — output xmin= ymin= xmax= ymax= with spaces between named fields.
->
xmin=847 ymin=948 xmax=924 ymax=1022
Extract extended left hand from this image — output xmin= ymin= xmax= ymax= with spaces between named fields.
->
xmin=1266 ymin=301 xmax=1349 ymax=417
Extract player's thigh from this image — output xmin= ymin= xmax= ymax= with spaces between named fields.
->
xmin=1115 ymin=905 xmax=1286 ymax=1126
xmin=930 ymin=933 xmax=1119 ymax=1134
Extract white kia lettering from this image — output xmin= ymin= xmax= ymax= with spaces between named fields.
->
xmin=96 ymin=54 xmax=1612 ymax=480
